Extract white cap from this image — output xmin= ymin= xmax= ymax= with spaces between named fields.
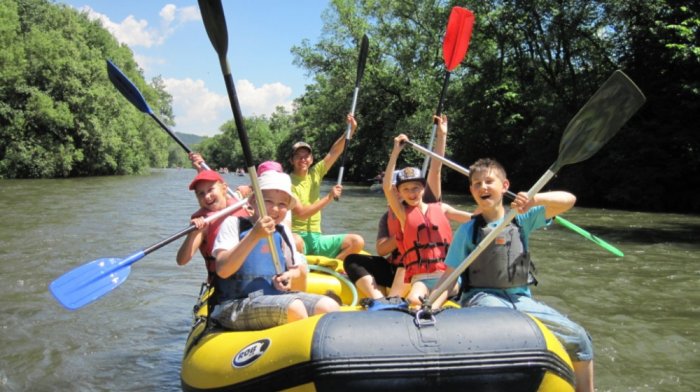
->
xmin=257 ymin=171 xmax=295 ymax=207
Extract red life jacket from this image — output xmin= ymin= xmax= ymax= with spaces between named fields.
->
xmin=191 ymin=197 xmax=250 ymax=280
xmin=396 ymin=203 xmax=452 ymax=283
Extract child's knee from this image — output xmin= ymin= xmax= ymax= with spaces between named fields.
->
xmin=346 ymin=234 xmax=364 ymax=251
xmin=287 ymin=299 xmax=308 ymax=322
xmin=315 ymin=297 xmax=340 ymax=314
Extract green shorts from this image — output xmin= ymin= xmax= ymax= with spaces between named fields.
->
xmin=297 ymin=231 xmax=346 ymax=259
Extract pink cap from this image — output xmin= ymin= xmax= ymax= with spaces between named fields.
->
xmin=188 ymin=170 xmax=224 ymax=190
xmin=257 ymin=160 xmax=284 ymax=176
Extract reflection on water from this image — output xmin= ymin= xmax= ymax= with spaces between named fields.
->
xmin=0 ymin=169 xmax=698 ymax=391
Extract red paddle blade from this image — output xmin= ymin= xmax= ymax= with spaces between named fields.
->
xmin=443 ymin=7 xmax=475 ymax=71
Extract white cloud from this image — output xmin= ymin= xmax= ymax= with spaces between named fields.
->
xmin=236 ymin=80 xmax=294 ymax=117
xmin=164 ymin=78 xmax=294 ymax=137
xmin=132 ymin=54 xmax=166 ymax=75
xmin=163 ymin=78 xmax=229 ymax=137
xmin=78 ymin=4 xmax=200 ymax=48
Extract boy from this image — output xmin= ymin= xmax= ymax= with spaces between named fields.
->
xmin=176 ymin=162 xmax=250 ymax=282
xmin=439 ymin=158 xmax=594 ymax=392
xmin=383 ymin=133 xmax=472 ymax=309
xmin=210 ymin=171 xmax=339 ymax=330
xmin=345 ymin=116 xmax=450 ymax=299
xmin=290 ymin=114 xmax=365 ymax=260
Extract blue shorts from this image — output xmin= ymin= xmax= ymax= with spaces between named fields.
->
xmin=460 ymin=288 xmax=593 ymax=362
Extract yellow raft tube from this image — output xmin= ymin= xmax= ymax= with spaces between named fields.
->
xmin=181 ymin=256 xmax=575 ymax=391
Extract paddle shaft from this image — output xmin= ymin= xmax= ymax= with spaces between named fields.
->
xmin=144 ymin=197 xmax=248 ymax=256
xmin=405 ymin=140 xmax=626 ymax=257
xmin=421 ymin=6 xmax=474 ymax=174
xmin=336 ymin=35 xmax=369 ymax=197
xmin=336 ymin=86 xmax=360 ymax=191
xmin=106 ymin=60 xmax=238 ymax=198
xmin=426 ymin=165 xmax=556 ymax=305
xmin=422 ymin=71 xmax=451 ymax=174
xmin=425 ymin=70 xmax=645 ymax=306
xmin=48 ymin=198 xmax=249 ymax=310
xmin=199 ymin=0 xmax=283 ymax=275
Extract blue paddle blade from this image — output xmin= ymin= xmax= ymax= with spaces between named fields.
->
xmin=49 ymin=257 xmax=133 ymax=310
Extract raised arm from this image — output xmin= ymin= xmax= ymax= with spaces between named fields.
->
xmin=426 ymin=115 xmax=448 ymax=201
xmin=511 ymin=191 xmax=577 ymax=219
xmin=383 ymin=134 xmax=408 ymax=229
xmin=321 ymin=114 xmax=358 ymax=169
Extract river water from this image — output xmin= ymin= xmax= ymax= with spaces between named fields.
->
xmin=0 ymin=168 xmax=698 ymax=391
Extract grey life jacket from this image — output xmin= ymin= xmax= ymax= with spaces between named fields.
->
xmin=462 ymin=214 xmax=537 ymax=290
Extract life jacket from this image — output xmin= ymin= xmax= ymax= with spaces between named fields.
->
xmin=462 ymin=214 xmax=537 ymax=289
xmin=191 ymin=197 xmax=250 ymax=282
xmin=396 ymin=203 xmax=452 ymax=283
xmin=385 ymin=209 xmax=402 ymax=266
xmin=213 ymin=218 xmax=291 ymax=303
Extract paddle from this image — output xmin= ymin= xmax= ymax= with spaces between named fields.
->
xmin=424 ymin=70 xmax=645 ymax=308
xmin=197 ymin=0 xmax=283 ymax=275
xmin=335 ymin=34 xmax=369 ymax=200
xmin=421 ymin=6 xmax=474 ymax=175
xmin=49 ymin=198 xmax=249 ymax=310
xmin=404 ymin=140 xmax=625 ymax=257
xmin=106 ymin=60 xmax=240 ymax=200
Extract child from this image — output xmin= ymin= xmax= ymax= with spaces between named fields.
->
xmin=257 ymin=160 xmax=308 ymax=292
xmin=383 ymin=132 xmax=472 ymax=309
xmin=290 ymin=114 xmax=365 ymax=260
xmin=210 ymin=171 xmax=339 ymax=330
xmin=345 ymin=115 xmax=453 ymax=299
xmin=176 ymin=161 xmax=251 ymax=282
xmin=439 ymin=158 xmax=594 ymax=392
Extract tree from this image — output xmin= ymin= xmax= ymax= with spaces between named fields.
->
xmin=0 ymin=0 xmax=170 ymax=178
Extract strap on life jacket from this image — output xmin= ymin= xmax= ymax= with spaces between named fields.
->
xmin=465 ymin=214 xmax=538 ymax=288
xmin=402 ymin=222 xmax=450 ymax=269
xmin=207 ymin=217 xmax=294 ymax=312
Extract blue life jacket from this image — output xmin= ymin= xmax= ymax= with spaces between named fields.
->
xmin=214 ymin=218 xmax=290 ymax=302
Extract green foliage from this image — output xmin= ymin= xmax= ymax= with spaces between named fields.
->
xmin=0 ymin=0 xmax=170 ymax=178
xmin=195 ymin=111 xmax=294 ymax=171
xmin=287 ymin=0 xmax=699 ymax=212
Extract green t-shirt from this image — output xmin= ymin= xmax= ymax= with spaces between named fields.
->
xmin=291 ymin=160 xmax=328 ymax=233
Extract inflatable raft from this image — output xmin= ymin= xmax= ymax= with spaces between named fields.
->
xmin=181 ymin=267 xmax=575 ymax=391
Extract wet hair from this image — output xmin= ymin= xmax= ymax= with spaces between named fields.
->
xmin=468 ymin=158 xmax=507 ymax=184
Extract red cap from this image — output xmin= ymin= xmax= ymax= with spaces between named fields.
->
xmin=188 ymin=170 xmax=224 ymax=190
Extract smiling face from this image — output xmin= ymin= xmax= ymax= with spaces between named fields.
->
xmin=252 ymin=189 xmax=291 ymax=224
xmin=469 ymin=166 xmax=509 ymax=212
xmin=291 ymin=148 xmax=313 ymax=174
xmin=194 ymin=180 xmax=228 ymax=211
xmin=397 ymin=181 xmax=425 ymax=207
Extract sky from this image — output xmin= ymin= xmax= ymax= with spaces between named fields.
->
xmin=57 ymin=1 xmax=329 ymax=137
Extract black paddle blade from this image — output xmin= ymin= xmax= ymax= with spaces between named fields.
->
xmin=198 ymin=0 xmax=228 ymax=56
xmin=356 ymin=34 xmax=369 ymax=85
xmin=557 ymin=70 xmax=646 ymax=169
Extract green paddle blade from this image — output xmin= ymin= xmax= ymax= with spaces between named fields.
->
xmin=554 ymin=216 xmax=624 ymax=257
xmin=557 ymin=70 xmax=646 ymax=169
xmin=49 ymin=257 xmax=135 ymax=310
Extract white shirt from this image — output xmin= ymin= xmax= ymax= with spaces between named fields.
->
xmin=212 ymin=216 xmax=304 ymax=267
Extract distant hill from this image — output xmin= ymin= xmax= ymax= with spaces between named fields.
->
xmin=175 ymin=132 xmax=206 ymax=147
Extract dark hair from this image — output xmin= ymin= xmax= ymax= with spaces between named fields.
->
xmin=468 ymin=158 xmax=507 ymax=184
